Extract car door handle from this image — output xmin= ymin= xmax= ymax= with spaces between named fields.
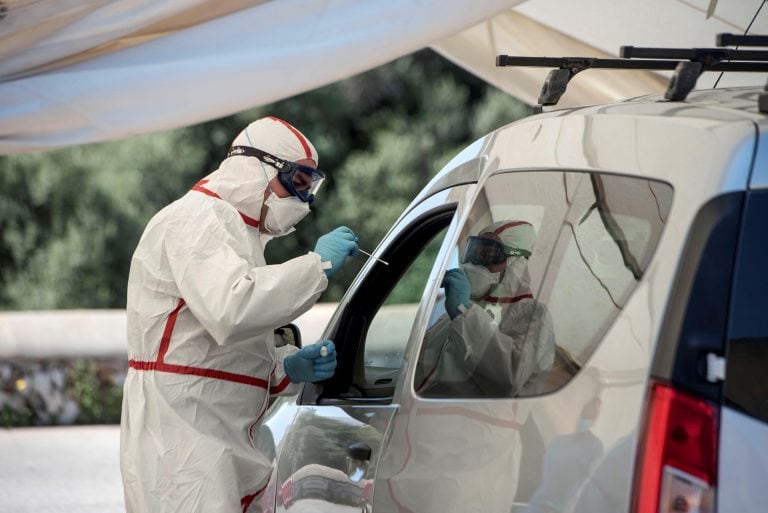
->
xmin=346 ymin=442 xmax=372 ymax=484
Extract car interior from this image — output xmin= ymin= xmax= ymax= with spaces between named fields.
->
xmin=312 ymin=204 xmax=458 ymax=405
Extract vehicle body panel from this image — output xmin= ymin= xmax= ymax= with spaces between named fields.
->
xmin=264 ymin=87 xmax=765 ymax=513
xmin=717 ymin=407 xmax=768 ymax=513
xmin=373 ymin=90 xmax=757 ymax=512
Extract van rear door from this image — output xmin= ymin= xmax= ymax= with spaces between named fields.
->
xmin=718 ymin=181 xmax=768 ymax=513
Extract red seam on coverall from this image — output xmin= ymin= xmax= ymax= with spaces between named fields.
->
xmin=493 ymin=220 xmax=532 ymax=235
xmin=128 ymin=298 xmax=270 ymax=389
xmin=192 ymin=179 xmax=261 ymax=228
xmin=240 ymin=480 xmax=270 ymax=513
xmin=266 ymin=116 xmax=312 ymax=159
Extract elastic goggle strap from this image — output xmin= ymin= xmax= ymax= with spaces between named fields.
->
xmin=506 ymin=246 xmax=532 ymax=259
xmin=227 ymin=145 xmax=325 ymax=203
xmin=228 ymin=145 xmax=289 ymax=170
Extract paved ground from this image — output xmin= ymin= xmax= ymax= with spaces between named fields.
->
xmin=0 ymin=427 xmax=362 ymax=513
xmin=0 ymin=425 xmax=124 ymax=513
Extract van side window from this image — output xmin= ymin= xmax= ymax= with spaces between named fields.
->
xmin=415 ymin=171 xmax=673 ymax=398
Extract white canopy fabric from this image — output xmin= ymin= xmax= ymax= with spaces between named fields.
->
xmin=0 ymin=0 xmax=522 ymax=154
xmin=0 ymin=0 xmax=766 ymax=155
xmin=432 ymin=0 xmax=768 ymax=108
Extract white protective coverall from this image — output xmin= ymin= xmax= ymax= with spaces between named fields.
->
xmin=120 ymin=117 xmax=328 ymax=513
xmin=416 ymin=220 xmax=556 ymax=398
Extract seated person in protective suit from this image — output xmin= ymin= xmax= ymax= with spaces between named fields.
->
xmin=415 ymin=220 xmax=555 ymax=397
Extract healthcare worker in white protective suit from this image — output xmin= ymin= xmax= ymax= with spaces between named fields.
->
xmin=416 ymin=220 xmax=555 ymax=397
xmin=120 ymin=116 xmax=359 ymax=513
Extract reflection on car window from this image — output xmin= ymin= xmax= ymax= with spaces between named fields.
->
xmin=415 ymin=171 xmax=673 ymax=398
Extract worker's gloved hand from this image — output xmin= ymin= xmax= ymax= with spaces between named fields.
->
xmin=283 ymin=340 xmax=337 ymax=383
xmin=314 ymin=226 xmax=359 ymax=277
xmin=443 ymin=268 xmax=471 ymax=319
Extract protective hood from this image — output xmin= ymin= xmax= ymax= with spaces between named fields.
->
xmin=196 ymin=116 xmax=319 ymax=228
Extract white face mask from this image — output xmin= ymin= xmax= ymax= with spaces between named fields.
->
xmin=461 ymin=263 xmax=501 ymax=300
xmin=262 ymin=192 xmax=310 ymax=236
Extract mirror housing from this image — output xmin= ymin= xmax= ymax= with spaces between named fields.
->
xmin=274 ymin=324 xmax=302 ymax=348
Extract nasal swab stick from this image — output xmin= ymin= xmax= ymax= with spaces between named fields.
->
xmin=358 ymin=248 xmax=389 ymax=266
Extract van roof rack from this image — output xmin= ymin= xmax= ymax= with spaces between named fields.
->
xmin=496 ymin=33 xmax=768 ymax=113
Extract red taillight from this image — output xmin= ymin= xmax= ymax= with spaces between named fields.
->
xmin=633 ymin=382 xmax=719 ymax=513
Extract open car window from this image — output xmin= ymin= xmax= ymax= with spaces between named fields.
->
xmin=312 ymin=185 xmax=473 ymax=405
xmin=358 ymin=227 xmax=448 ymax=398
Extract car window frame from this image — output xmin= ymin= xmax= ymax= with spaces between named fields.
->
xmin=300 ymin=184 xmax=476 ymax=405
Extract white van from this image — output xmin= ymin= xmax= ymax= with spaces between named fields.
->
xmin=257 ymin=42 xmax=768 ymax=513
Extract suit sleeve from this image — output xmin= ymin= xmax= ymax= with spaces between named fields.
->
xmin=164 ymin=198 xmax=328 ymax=346
xmin=450 ymin=302 xmax=556 ymax=396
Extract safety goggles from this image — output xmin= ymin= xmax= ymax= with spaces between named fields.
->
xmin=462 ymin=236 xmax=531 ymax=266
xmin=227 ymin=145 xmax=325 ymax=204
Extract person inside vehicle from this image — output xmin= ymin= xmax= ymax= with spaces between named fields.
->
xmin=416 ymin=220 xmax=555 ymax=397
xmin=120 ymin=116 xmax=359 ymax=513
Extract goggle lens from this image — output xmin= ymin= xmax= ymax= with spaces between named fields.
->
xmin=462 ymin=236 xmax=531 ymax=265
xmin=279 ymin=164 xmax=325 ymax=204
xmin=463 ymin=237 xmax=506 ymax=265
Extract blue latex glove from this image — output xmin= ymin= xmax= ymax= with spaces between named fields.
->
xmin=442 ymin=268 xmax=471 ymax=319
xmin=283 ymin=340 xmax=337 ymax=383
xmin=314 ymin=226 xmax=359 ymax=277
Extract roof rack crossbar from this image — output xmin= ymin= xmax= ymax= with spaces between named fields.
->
xmin=621 ymin=45 xmax=768 ymax=63
xmin=496 ymin=56 xmax=768 ymax=73
xmin=496 ymin=55 xmax=768 ymax=107
xmin=496 ymin=33 xmax=768 ymax=110
xmin=717 ymin=33 xmax=768 ymax=48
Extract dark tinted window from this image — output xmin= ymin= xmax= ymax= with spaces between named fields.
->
xmin=652 ymin=192 xmax=743 ymax=402
xmin=726 ymin=190 xmax=768 ymax=423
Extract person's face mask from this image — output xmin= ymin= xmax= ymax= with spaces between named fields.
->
xmin=262 ymin=192 xmax=310 ymax=236
xmin=461 ymin=262 xmax=501 ymax=300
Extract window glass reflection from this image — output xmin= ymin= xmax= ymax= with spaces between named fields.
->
xmin=415 ymin=171 xmax=672 ymax=398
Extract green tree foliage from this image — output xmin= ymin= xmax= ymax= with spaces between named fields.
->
xmin=66 ymin=359 xmax=124 ymax=424
xmin=0 ymin=50 xmax=530 ymax=309
xmin=0 ymin=131 xmax=207 ymax=308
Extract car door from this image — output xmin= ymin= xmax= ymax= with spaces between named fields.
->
xmin=271 ymin=183 xmax=476 ymax=513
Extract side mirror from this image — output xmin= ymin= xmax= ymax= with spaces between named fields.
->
xmin=274 ymin=324 xmax=302 ymax=348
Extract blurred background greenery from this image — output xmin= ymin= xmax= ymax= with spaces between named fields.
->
xmin=0 ymin=49 xmax=530 ymax=425
xmin=0 ymin=49 xmax=530 ymax=309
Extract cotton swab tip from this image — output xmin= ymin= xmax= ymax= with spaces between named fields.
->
xmin=358 ymin=248 xmax=389 ymax=266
